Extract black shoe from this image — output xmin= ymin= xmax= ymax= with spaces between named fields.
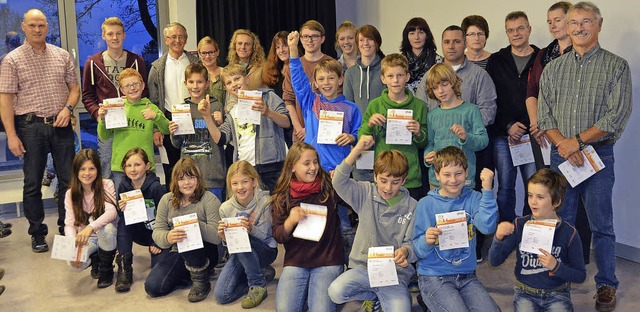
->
xmin=0 ymin=227 xmax=11 ymax=239
xmin=0 ymin=221 xmax=12 ymax=229
xmin=261 ymin=265 xmax=276 ymax=282
xmin=97 ymin=249 xmax=116 ymax=288
xmin=31 ymin=235 xmax=49 ymax=253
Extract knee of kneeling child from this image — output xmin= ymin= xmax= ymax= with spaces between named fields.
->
xmin=97 ymin=223 xmax=117 ymax=251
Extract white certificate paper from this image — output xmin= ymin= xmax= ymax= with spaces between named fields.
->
xmin=103 ymin=97 xmax=127 ymax=129
xmin=223 ymin=217 xmax=252 ymax=254
xmin=436 ymin=211 xmax=469 ymax=251
xmin=173 ymin=213 xmax=204 ymax=253
xmin=51 ymin=234 xmax=88 ymax=262
xmin=509 ymin=134 xmax=535 ymax=166
xmin=520 ymin=219 xmax=557 ymax=255
xmin=317 ymin=110 xmax=344 ymax=144
xmin=172 ymin=103 xmax=196 ymax=135
xmin=120 ymin=189 xmax=148 ymax=225
xmin=558 ymin=145 xmax=605 ymax=187
xmin=356 ymin=150 xmax=375 ymax=170
xmin=236 ymin=90 xmax=262 ymax=125
xmin=367 ymin=246 xmax=399 ymax=287
xmin=292 ymin=203 xmax=327 ymax=242
xmin=385 ymin=109 xmax=413 ymax=145
xmin=541 ymin=137 xmax=551 ymax=166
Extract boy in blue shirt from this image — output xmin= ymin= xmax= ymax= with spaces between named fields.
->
xmin=413 ymin=146 xmax=500 ymax=311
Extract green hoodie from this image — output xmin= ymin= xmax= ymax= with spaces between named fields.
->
xmin=359 ymin=89 xmax=428 ymax=188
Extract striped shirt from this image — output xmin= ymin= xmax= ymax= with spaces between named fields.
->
xmin=537 ymin=44 xmax=632 ymax=142
xmin=0 ymin=40 xmax=77 ymax=117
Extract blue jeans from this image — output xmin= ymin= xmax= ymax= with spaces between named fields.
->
xmin=514 ymin=288 xmax=573 ymax=312
xmin=214 ymin=236 xmax=277 ymax=304
xmin=16 ymin=117 xmax=74 ymax=235
xmin=276 ymin=265 xmax=343 ymax=312
xmin=255 ymin=161 xmax=284 ymax=194
xmin=116 ymin=215 xmax=155 ymax=254
xmin=328 ymin=266 xmax=411 ymax=311
xmin=144 ymin=242 xmax=218 ymax=297
xmin=337 ymin=203 xmax=355 ymax=263
xmin=67 ymin=223 xmax=118 ymax=270
xmin=551 ymin=144 xmax=618 ymax=288
xmin=494 ymin=136 xmax=538 ymax=222
xmin=98 ymin=137 xmax=113 ymax=180
xmin=419 ymin=273 xmax=500 ymax=312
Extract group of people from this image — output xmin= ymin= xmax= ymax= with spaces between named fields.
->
xmin=0 ymin=1 xmax=631 ymax=311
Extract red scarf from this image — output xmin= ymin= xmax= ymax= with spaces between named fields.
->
xmin=289 ymin=176 xmax=322 ymax=199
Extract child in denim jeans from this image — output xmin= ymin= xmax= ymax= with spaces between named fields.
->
xmin=413 ymin=146 xmax=500 ymax=311
xmin=489 ymin=168 xmax=586 ymax=311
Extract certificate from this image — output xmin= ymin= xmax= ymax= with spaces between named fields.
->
xmin=173 ymin=213 xmax=204 ymax=253
xmin=435 ymin=210 xmax=469 ymax=251
xmin=367 ymin=246 xmax=399 ymax=287
xmin=120 ymin=189 xmax=148 ymax=225
xmin=292 ymin=203 xmax=327 ymax=242
xmin=172 ymin=104 xmax=196 ymax=135
xmin=236 ymin=90 xmax=262 ymax=125
xmin=223 ymin=217 xmax=252 ymax=254
xmin=385 ymin=109 xmax=413 ymax=145
xmin=558 ymin=145 xmax=605 ymax=187
xmin=51 ymin=234 xmax=88 ymax=262
xmin=356 ymin=150 xmax=375 ymax=170
xmin=541 ymin=137 xmax=551 ymax=166
xmin=317 ymin=110 xmax=344 ymax=144
xmin=102 ymin=97 xmax=127 ymax=129
xmin=520 ymin=219 xmax=557 ymax=255
xmin=509 ymin=134 xmax=535 ymax=166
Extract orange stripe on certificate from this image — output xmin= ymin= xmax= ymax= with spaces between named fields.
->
xmin=174 ymin=219 xmax=198 ymax=227
xmin=436 ymin=217 xmax=467 ymax=226
xmin=526 ymin=220 xmax=556 ymax=227
xmin=583 ymin=149 xmax=600 ymax=172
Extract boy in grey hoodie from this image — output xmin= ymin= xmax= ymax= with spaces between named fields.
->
xmin=328 ymin=135 xmax=416 ymax=311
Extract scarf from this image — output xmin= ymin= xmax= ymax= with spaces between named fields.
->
xmin=405 ymin=48 xmax=437 ymax=89
xmin=541 ymin=39 xmax=573 ymax=68
xmin=289 ymin=176 xmax=322 ymax=199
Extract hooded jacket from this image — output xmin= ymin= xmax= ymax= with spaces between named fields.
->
xmin=117 ymin=171 xmax=166 ymax=216
xmin=219 ymin=189 xmax=277 ymax=248
xmin=343 ymin=55 xmax=385 ymax=115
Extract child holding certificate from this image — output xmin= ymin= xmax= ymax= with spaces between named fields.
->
xmin=198 ymin=64 xmax=291 ymax=193
xmin=214 ymin=160 xmax=278 ymax=308
xmin=271 ymin=142 xmax=344 ymax=312
xmin=145 ymin=158 xmax=221 ymax=302
xmin=413 ymin=146 xmax=500 ymax=311
xmin=97 ymin=68 xmax=170 ymax=192
xmin=63 ymin=149 xmax=118 ymax=288
xmin=328 ymin=136 xmax=417 ymax=311
xmin=358 ymin=53 xmax=428 ymax=201
xmin=423 ymin=63 xmax=488 ymax=189
xmin=114 ymin=148 xmax=166 ymax=293
xmin=489 ymin=168 xmax=586 ymax=311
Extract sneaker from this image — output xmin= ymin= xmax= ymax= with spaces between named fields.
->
xmin=595 ymin=286 xmax=617 ymax=312
xmin=31 ymin=235 xmax=49 ymax=253
xmin=408 ymin=274 xmax=419 ymax=293
xmin=261 ymin=265 xmax=276 ymax=282
xmin=241 ymin=286 xmax=267 ymax=309
xmin=476 ymin=256 xmax=484 ymax=264
xmin=361 ymin=299 xmax=381 ymax=312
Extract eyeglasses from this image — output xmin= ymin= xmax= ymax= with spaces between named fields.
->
xmin=506 ymin=25 xmax=528 ymax=34
xmin=122 ymin=81 xmax=142 ymax=90
xmin=567 ymin=18 xmax=595 ymax=28
xmin=165 ymin=34 xmax=187 ymax=41
xmin=199 ymin=51 xmax=218 ymax=56
xmin=466 ymin=32 xmax=486 ymax=37
xmin=300 ymin=34 xmax=322 ymax=41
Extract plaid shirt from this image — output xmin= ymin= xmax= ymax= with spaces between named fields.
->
xmin=0 ymin=40 xmax=77 ymax=117
xmin=538 ymin=44 xmax=632 ymax=142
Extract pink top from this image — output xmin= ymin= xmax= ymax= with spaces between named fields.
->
xmin=64 ymin=179 xmax=118 ymax=237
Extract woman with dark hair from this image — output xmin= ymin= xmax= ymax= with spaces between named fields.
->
xmin=400 ymin=17 xmax=442 ymax=93
xmin=262 ymin=31 xmax=290 ymax=98
xmin=462 ymin=15 xmax=492 ymax=69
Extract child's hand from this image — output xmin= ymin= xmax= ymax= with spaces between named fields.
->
xmin=368 ymin=113 xmax=386 ymax=127
xmin=287 ymin=31 xmax=300 ymax=48
xmin=480 ymin=168 xmax=494 ymax=190
xmin=149 ymin=246 xmax=162 ymax=255
xmin=118 ymin=199 xmax=127 ymax=211
xmin=424 ymin=151 xmax=436 ymax=164
xmin=335 ymin=133 xmax=354 ymax=146
xmin=141 ymin=103 xmax=156 ymax=120
xmin=495 ymin=221 xmax=514 ymax=241
xmin=252 ymin=100 xmax=269 ymax=116
xmin=70 ymin=260 xmax=83 ymax=269
xmin=217 ymin=220 xmax=226 ymax=241
xmin=355 ymin=135 xmax=375 ymax=151
xmin=394 ymin=247 xmax=410 ymax=268
xmin=537 ymin=248 xmax=558 ymax=271
xmin=240 ymin=216 xmax=253 ymax=233
xmin=169 ymin=121 xmax=179 ymax=135
xmin=425 ymin=227 xmax=442 ymax=245
xmin=287 ymin=206 xmax=307 ymax=226
xmin=406 ymin=119 xmax=421 ymax=136
xmin=293 ymin=127 xmax=306 ymax=142
xmin=198 ymin=95 xmax=211 ymax=116
xmin=450 ymin=124 xmax=467 ymax=141
xmin=167 ymin=228 xmax=187 ymax=244
xmin=153 ymin=131 xmax=164 ymax=147
xmin=75 ymin=226 xmax=93 ymax=247
xmin=213 ymin=111 xmax=224 ymax=125
xmin=97 ymin=104 xmax=107 ymax=121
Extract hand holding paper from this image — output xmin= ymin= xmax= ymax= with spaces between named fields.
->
xmin=537 ymin=248 xmax=558 ymax=270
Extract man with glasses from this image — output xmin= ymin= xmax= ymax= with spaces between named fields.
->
xmin=0 ymin=9 xmax=80 ymax=252
xmin=148 ymin=22 xmax=199 ymax=188
xmin=538 ymin=2 xmax=632 ymax=310
xmin=82 ymin=17 xmax=148 ymax=183
xmin=485 ymin=11 xmax=541 ymax=227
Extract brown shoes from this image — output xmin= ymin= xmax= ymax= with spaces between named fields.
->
xmin=595 ymin=286 xmax=617 ymax=312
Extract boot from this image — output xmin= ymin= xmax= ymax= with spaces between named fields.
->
xmin=89 ymin=252 xmax=100 ymax=279
xmin=97 ymin=248 xmax=116 ymax=288
xmin=185 ymin=258 xmax=210 ymax=302
xmin=115 ymin=253 xmax=133 ymax=293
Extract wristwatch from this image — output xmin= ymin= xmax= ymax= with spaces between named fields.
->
xmin=65 ymin=104 xmax=74 ymax=112
xmin=575 ymin=133 xmax=587 ymax=150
